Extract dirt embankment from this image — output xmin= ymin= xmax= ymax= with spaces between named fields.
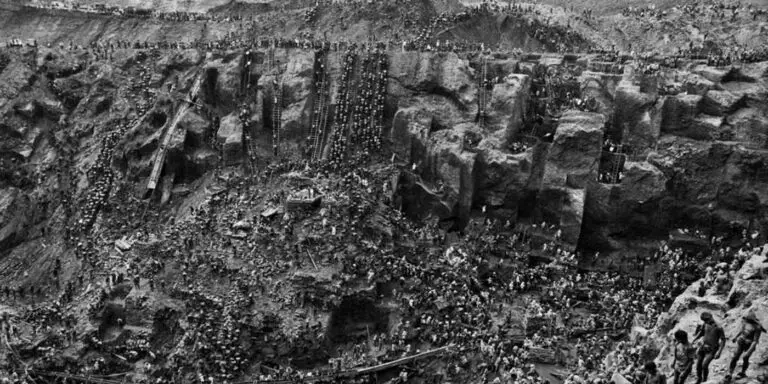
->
xmin=0 ymin=7 xmax=243 ymax=45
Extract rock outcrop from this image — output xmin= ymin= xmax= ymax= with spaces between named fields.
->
xmin=216 ymin=112 xmax=243 ymax=164
xmin=0 ymin=187 xmax=31 ymax=250
xmin=651 ymin=248 xmax=768 ymax=384
xmin=614 ymin=81 xmax=660 ymax=151
xmin=661 ymin=94 xmax=706 ymax=140
xmin=538 ymin=111 xmax=604 ymax=248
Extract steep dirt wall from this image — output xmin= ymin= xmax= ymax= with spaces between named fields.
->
xmin=0 ymin=8 xmax=239 ymax=45
xmin=2 ymin=42 xmax=768 ymax=262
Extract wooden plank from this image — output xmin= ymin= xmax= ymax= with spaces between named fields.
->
xmin=354 ymin=345 xmax=451 ymax=375
xmin=145 ymin=72 xmax=203 ymax=195
xmin=27 ymin=347 xmax=450 ymax=384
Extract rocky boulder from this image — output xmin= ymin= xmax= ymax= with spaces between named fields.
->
xmin=660 ymin=94 xmax=704 ymax=139
xmin=538 ymin=111 xmax=604 ymax=248
xmin=537 ymin=186 xmax=585 ymax=249
xmin=394 ymin=173 xmax=453 ymax=223
xmin=580 ymin=161 xmax=668 ymax=255
xmin=726 ymin=108 xmax=768 ymax=146
xmin=475 ymin=145 xmax=532 ymax=212
xmin=542 ymin=110 xmax=605 ymax=189
xmin=179 ymin=111 xmax=209 ymax=148
xmin=204 ymin=55 xmax=241 ymax=110
xmin=486 ymin=74 xmax=530 ymax=138
xmin=217 ymin=113 xmax=243 ymax=164
xmin=388 ymin=51 xmax=476 ymax=110
xmin=688 ymin=114 xmax=723 ymax=140
xmin=701 ymin=90 xmax=744 ymax=116
xmin=681 ymin=73 xmax=717 ymax=95
xmin=389 ymin=107 xmax=434 ymax=164
xmin=279 ymin=52 xmax=314 ymax=144
xmin=419 ymin=124 xmax=479 ymax=223
xmin=614 ymin=82 xmax=660 ymax=150
xmin=0 ymin=60 xmax=34 ymax=100
xmin=620 ymin=162 xmax=668 ymax=202
xmin=693 ymin=65 xmax=729 ymax=84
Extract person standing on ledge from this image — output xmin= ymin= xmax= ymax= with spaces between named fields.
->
xmin=693 ymin=312 xmax=726 ymax=384
xmin=671 ymin=329 xmax=695 ymax=384
xmin=728 ymin=311 xmax=764 ymax=379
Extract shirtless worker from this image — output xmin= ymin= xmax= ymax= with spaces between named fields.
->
xmin=727 ymin=311 xmax=765 ymax=379
xmin=693 ymin=312 xmax=726 ymax=384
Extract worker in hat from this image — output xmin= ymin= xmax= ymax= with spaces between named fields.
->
xmin=728 ymin=311 xmax=765 ymax=379
xmin=692 ymin=312 xmax=726 ymax=384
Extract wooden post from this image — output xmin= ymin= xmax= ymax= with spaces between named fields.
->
xmin=306 ymin=249 xmax=318 ymax=270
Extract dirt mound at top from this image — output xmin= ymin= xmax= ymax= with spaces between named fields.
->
xmin=436 ymin=13 xmax=590 ymax=52
xmin=516 ymin=0 xmax=767 ymax=16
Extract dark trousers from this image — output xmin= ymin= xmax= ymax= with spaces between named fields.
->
xmin=729 ymin=340 xmax=754 ymax=375
xmin=696 ymin=346 xmax=716 ymax=383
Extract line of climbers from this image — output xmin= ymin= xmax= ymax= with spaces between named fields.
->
xmin=327 ymin=46 xmax=358 ymax=167
xmin=308 ymin=48 xmax=331 ymax=162
xmin=323 ymin=43 xmax=390 ymax=168
xmin=271 ymin=73 xmax=284 ymax=157
xmin=477 ymin=56 xmax=490 ymax=126
xmin=349 ymin=46 xmax=388 ymax=156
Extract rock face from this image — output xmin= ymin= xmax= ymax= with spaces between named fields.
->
xmin=651 ymin=249 xmax=768 ymax=384
xmin=179 ymin=110 xmax=209 ymax=148
xmin=1 ymin=44 xmax=767 ymax=265
xmin=217 ymin=113 xmax=243 ymax=164
xmin=542 ymin=111 xmax=604 ymax=189
xmin=381 ymin=52 xmax=767 ymax=254
xmin=538 ymin=111 xmax=604 ymax=248
xmin=580 ymin=162 xmax=668 ymax=257
xmin=388 ymin=51 xmax=476 ymax=108
xmin=614 ymin=82 xmax=660 ymax=151
xmin=701 ymin=90 xmax=743 ymax=116
xmin=475 ymin=145 xmax=532 ymax=211
xmin=0 ymin=60 xmax=35 ymax=101
xmin=389 ymin=107 xmax=433 ymax=164
xmin=725 ymin=108 xmax=768 ymax=145
xmin=661 ymin=94 xmax=706 ymax=140
xmin=278 ymin=51 xmax=314 ymax=143
xmin=254 ymin=49 xmax=313 ymax=158
xmin=395 ymin=173 xmax=453 ymax=222
xmin=487 ymin=74 xmax=530 ymax=140
xmin=0 ymin=187 xmax=31 ymax=250
xmin=426 ymin=126 xmax=479 ymax=221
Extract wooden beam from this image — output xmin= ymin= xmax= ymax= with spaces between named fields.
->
xmin=145 ymin=72 xmax=204 ymax=197
xmin=354 ymin=345 xmax=451 ymax=375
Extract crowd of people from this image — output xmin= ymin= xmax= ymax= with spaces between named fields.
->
xmin=12 ymin=0 xmax=598 ymax=56
xmin=622 ymin=1 xmax=768 ymax=22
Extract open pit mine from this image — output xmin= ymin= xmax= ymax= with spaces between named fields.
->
xmin=0 ymin=0 xmax=768 ymax=383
